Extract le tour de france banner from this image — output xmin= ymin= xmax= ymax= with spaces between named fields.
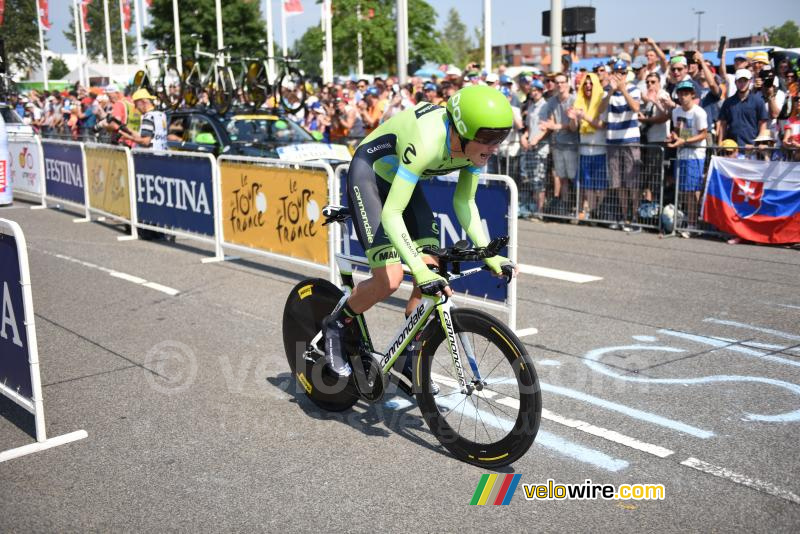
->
xmin=703 ymin=156 xmax=800 ymax=244
xmin=8 ymin=137 xmax=44 ymax=196
xmin=0 ymin=225 xmax=33 ymax=401
xmin=219 ymin=161 xmax=329 ymax=265
xmin=132 ymin=152 xmax=215 ymax=236
xmin=339 ymin=173 xmax=511 ymax=303
xmin=84 ymin=146 xmax=131 ymax=220
xmin=41 ymin=141 xmax=85 ymax=205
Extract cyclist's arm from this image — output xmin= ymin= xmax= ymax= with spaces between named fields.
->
xmin=453 ymin=166 xmax=490 ymax=248
xmin=380 ymin=166 xmax=430 ymax=278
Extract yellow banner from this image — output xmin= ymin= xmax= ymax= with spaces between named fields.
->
xmin=219 ymin=162 xmax=329 ymax=265
xmin=85 ymin=146 xmax=131 ymax=219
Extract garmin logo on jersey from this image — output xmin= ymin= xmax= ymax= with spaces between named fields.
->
xmin=401 ymin=232 xmax=417 ymax=258
xmin=383 ymin=303 xmax=427 ymax=366
xmin=352 ymin=185 xmax=374 ymax=244
xmin=450 ymin=93 xmax=468 ymax=136
xmin=367 ymin=142 xmax=392 ymax=154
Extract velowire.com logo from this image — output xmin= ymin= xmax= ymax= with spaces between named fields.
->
xmin=470 ymin=474 xmax=522 ymax=505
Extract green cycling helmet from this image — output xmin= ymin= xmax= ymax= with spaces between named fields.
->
xmin=446 ymin=85 xmax=513 ymax=145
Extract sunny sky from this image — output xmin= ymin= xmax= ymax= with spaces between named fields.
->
xmin=45 ymin=0 xmax=798 ymax=55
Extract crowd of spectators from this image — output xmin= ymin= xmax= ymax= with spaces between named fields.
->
xmin=8 ymin=36 xmax=800 ymax=238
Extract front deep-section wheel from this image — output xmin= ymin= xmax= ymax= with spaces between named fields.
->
xmin=415 ymin=308 xmax=541 ymax=467
xmin=282 ymin=278 xmax=358 ymax=412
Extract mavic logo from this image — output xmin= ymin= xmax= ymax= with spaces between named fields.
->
xmin=402 ymin=144 xmax=416 ymax=165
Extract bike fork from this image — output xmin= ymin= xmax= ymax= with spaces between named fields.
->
xmin=436 ymin=299 xmax=472 ymax=395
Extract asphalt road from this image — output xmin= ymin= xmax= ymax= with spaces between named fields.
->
xmin=1 ymin=199 xmax=799 ymax=532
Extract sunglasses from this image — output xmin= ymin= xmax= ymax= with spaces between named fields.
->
xmin=671 ymin=67 xmax=685 ymax=72
xmin=723 ymin=149 xmax=736 ymax=155
xmin=646 ymin=80 xmax=659 ymax=85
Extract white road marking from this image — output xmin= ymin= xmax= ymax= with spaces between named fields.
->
xmin=38 ymin=248 xmax=180 ymax=296
xmin=541 ymin=408 xmax=674 ymax=458
xmin=681 ymin=457 xmax=800 ymax=505
xmin=660 ymin=329 xmax=800 ymax=368
xmin=517 ymin=263 xmax=603 ymax=283
xmin=703 ymin=318 xmax=800 ymax=342
xmin=515 ymin=327 xmax=539 ymax=337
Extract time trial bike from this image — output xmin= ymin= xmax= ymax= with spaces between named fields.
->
xmin=282 ymin=205 xmax=541 ymax=468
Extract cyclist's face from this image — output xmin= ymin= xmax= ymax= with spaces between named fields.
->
xmin=464 ymin=139 xmax=500 ymax=167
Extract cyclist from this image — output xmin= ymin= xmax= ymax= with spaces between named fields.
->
xmin=323 ymin=85 xmax=518 ymax=393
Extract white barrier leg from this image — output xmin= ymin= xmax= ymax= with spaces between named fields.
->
xmin=0 ymin=430 xmax=88 ymax=463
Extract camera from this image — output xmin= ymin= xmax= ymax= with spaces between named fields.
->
xmin=685 ymin=51 xmax=696 ymax=65
xmin=759 ymin=67 xmax=776 ymax=88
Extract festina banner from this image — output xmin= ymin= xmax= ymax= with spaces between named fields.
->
xmin=702 ymin=156 xmax=800 ymax=244
xmin=284 ymin=0 xmax=303 ymax=15
xmin=82 ymin=0 xmax=92 ymax=33
xmin=122 ymin=0 xmax=131 ymax=32
xmin=38 ymin=0 xmax=51 ymax=30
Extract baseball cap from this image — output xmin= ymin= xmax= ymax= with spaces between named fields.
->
xmin=105 ymin=83 xmax=121 ymax=93
xmin=613 ymin=60 xmax=628 ymax=71
xmin=735 ymin=68 xmax=752 ymax=80
xmin=499 ymin=74 xmax=512 ymax=85
xmin=518 ymin=75 xmax=532 ymax=85
xmin=632 ymin=56 xmax=647 ymax=70
xmin=500 ymin=86 xmax=511 ymax=97
xmin=619 ymin=52 xmax=632 ymax=63
xmin=365 ymin=86 xmax=380 ymax=96
xmin=675 ymin=80 xmax=696 ymax=93
xmin=734 ymin=53 xmax=748 ymax=61
xmin=670 ymin=56 xmax=688 ymax=66
xmin=530 ymin=79 xmax=545 ymax=91
xmin=720 ymin=139 xmax=738 ymax=150
xmin=485 ymin=73 xmax=498 ymax=83
xmin=423 ymin=82 xmax=437 ymax=91
xmin=754 ymin=132 xmax=774 ymax=144
xmin=131 ymin=88 xmax=156 ymax=101
xmin=752 ymin=51 xmax=770 ymax=65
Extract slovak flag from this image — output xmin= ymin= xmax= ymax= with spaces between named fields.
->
xmin=284 ymin=0 xmax=303 ymax=15
xmin=702 ymin=156 xmax=800 ymax=244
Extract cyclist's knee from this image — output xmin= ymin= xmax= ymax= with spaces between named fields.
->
xmin=373 ymin=263 xmax=404 ymax=297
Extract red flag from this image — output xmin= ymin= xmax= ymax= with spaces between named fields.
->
xmin=0 ymin=0 xmax=5 ymax=27
xmin=122 ymin=0 xmax=131 ymax=32
xmin=38 ymin=0 xmax=52 ymax=30
xmin=81 ymin=0 xmax=92 ymax=33
xmin=283 ymin=0 xmax=303 ymax=15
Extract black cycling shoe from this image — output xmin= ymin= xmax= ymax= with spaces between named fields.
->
xmin=397 ymin=344 xmax=439 ymax=397
xmin=322 ymin=314 xmax=352 ymax=378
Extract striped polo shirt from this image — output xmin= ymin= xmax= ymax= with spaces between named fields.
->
xmin=606 ymin=83 xmax=641 ymax=144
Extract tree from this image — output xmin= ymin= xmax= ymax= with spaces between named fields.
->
xmin=64 ymin=1 xmax=135 ymax=63
xmin=49 ymin=56 xmax=70 ymax=80
xmin=442 ymin=9 xmax=471 ymax=69
xmin=0 ymin=0 xmax=45 ymax=75
xmin=294 ymin=0 xmax=450 ymax=76
xmin=765 ymin=20 xmax=800 ymax=49
xmin=142 ymin=0 xmax=265 ymax=64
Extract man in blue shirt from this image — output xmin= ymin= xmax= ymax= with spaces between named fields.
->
xmin=717 ymin=69 xmax=768 ymax=147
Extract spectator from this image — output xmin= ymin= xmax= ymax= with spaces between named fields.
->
xmin=494 ymin=86 xmax=524 ymax=184
xmin=666 ymin=56 xmax=703 ymax=104
xmin=540 ymin=72 xmax=579 ymax=214
xmin=783 ymin=100 xmax=800 ymax=160
xmin=118 ymin=89 xmax=168 ymax=151
xmin=519 ymin=79 xmax=549 ymax=218
xmin=635 ymin=38 xmax=668 ymax=79
xmin=717 ymin=69 xmax=768 ymax=147
xmin=359 ymin=87 xmax=384 ymax=134
xmin=639 ymin=72 xmax=672 ymax=203
xmin=602 ymin=60 xmax=642 ymax=231
xmin=693 ymin=53 xmax=725 ymax=142
xmin=750 ymin=132 xmax=780 ymax=161
xmin=667 ymin=80 xmax=708 ymax=237
xmin=755 ymin=66 xmax=787 ymax=143
xmin=726 ymin=53 xmax=751 ymax=97
xmin=569 ymin=72 xmax=608 ymax=221
xmin=719 ymin=138 xmax=741 ymax=158
xmin=100 ymin=84 xmax=139 ymax=147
